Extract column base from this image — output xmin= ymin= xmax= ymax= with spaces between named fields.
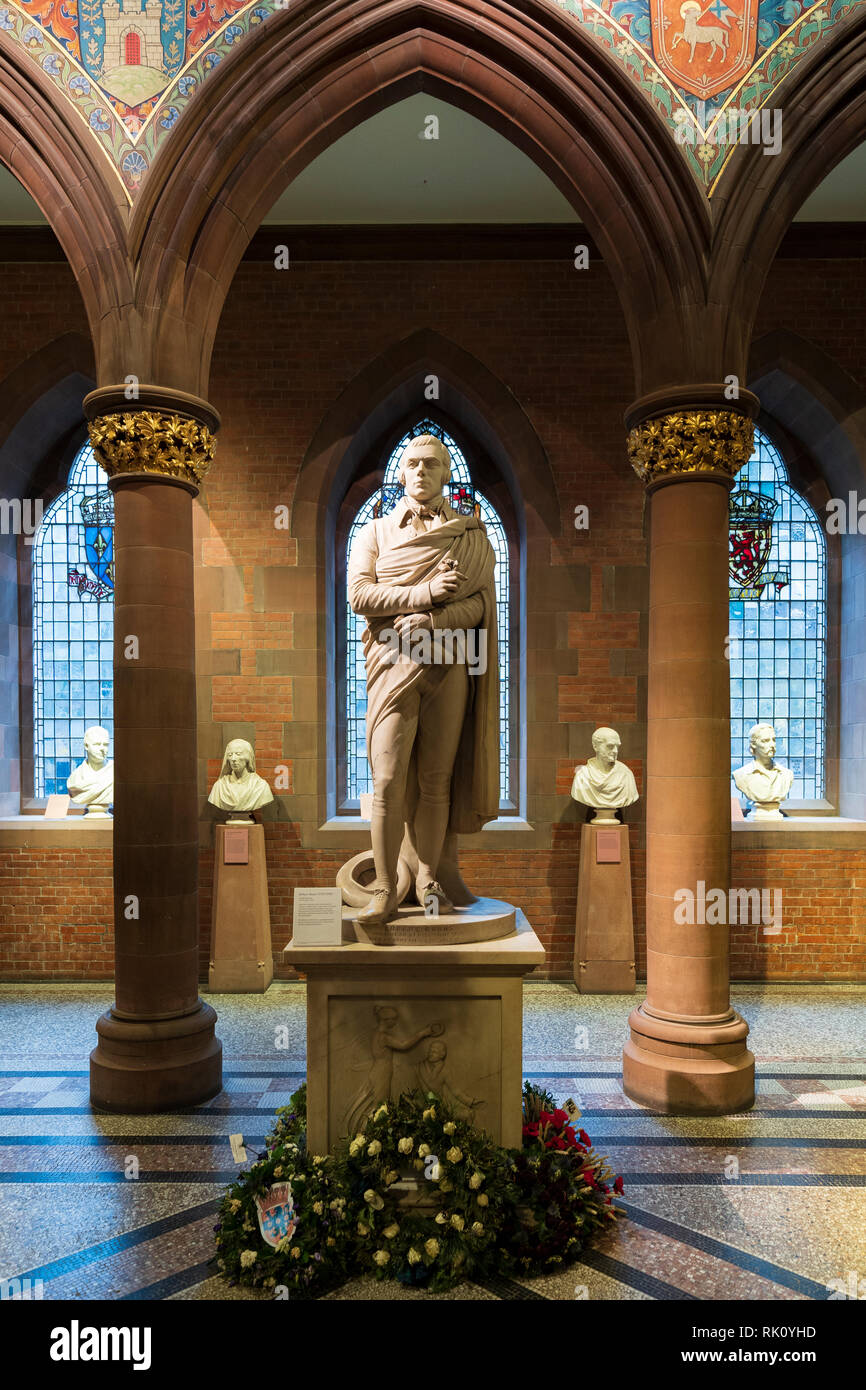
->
xmin=90 ymin=1001 xmax=223 ymax=1112
xmin=622 ymin=1004 xmax=755 ymax=1115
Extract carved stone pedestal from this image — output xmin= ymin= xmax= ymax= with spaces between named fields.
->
xmin=284 ymin=912 xmax=544 ymax=1155
xmin=574 ymin=824 xmax=636 ymax=994
xmin=209 ymin=824 xmax=273 ymax=993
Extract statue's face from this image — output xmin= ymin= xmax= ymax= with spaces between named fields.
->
xmin=428 ymin=1042 xmax=446 ymax=1062
xmin=751 ymin=728 xmax=776 ymax=762
xmin=84 ymin=728 xmax=109 ymax=768
xmin=595 ymin=735 xmax=620 ymax=767
xmin=226 ymin=742 xmax=251 ymax=777
xmin=400 ymin=447 xmax=450 ymax=505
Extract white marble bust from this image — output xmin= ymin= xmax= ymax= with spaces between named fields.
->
xmin=67 ymin=726 xmax=114 ymax=816
xmin=570 ymin=727 xmax=639 ymax=824
xmin=733 ymin=723 xmax=794 ymax=819
xmin=208 ymin=739 xmax=274 ymax=818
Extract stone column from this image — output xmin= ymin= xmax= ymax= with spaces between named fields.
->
xmin=622 ymin=393 xmax=758 ymax=1114
xmin=84 ymin=387 xmax=223 ymax=1111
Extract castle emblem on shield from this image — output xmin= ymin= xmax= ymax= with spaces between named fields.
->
xmin=650 ymin=0 xmax=759 ymax=98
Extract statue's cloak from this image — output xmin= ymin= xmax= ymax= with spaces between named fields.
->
xmin=362 ymin=513 xmax=498 ymax=835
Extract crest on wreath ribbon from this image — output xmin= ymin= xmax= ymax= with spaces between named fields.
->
xmin=650 ymin=0 xmax=758 ymax=99
xmin=729 ymin=488 xmax=789 ymax=599
xmin=254 ymin=1182 xmax=297 ymax=1249
xmin=68 ymin=490 xmax=115 ymax=601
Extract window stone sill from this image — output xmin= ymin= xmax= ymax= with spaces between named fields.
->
xmin=732 ymin=817 xmax=866 ymax=849
xmin=0 ymin=816 xmax=114 ymax=848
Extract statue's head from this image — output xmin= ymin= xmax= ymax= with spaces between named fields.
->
xmin=592 ymin=727 xmax=621 ymax=768
xmin=427 ymin=1040 xmax=447 ymax=1062
xmin=83 ymin=726 xmax=110 ymax=769
xmin=221 ymin=738 xmax=256 ymax=778
xmin=398 ymin=433 xmax=452 ymax=504
xmin=748 ymin=723 xmax=776 ymax=763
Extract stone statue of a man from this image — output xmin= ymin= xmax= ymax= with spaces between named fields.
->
xmin=347 ymin=433 xmax=499 ymax=925
xmin=208 ymin=738 xmax=274 ymax=815
xmin=67 ymin=725 xmax=114 ymax=816
xmin=570 ymin=726 xmax=638 ymax=824
xmin=733 ymin=723 xmax=793 ymax=819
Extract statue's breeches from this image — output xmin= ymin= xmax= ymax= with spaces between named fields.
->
xmin=369 ymin=662 xmax=469 ymax=811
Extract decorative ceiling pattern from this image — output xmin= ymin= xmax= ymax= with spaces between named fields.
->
xmin=0 ymin=0 xmax=863 ymax=200
xmin=5 ymin=0 xmax=270 ymax=196
xmin=553 ymin=0 xmax=864 ymax=187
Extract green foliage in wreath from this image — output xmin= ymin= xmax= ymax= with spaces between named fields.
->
xmin=335 ymin=1090 xmax=515 ymax=1292
xmin=215 ymin=1081 xmax=625 ymax=1296
xmin=215 ymin=1085 xmax=352 ymax=1300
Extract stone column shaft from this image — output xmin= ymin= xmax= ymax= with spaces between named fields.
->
xmin=85 ymin=389 xmax=223 ymax=1112
xmin=622 ymin=395 xmax=758 ymax=1114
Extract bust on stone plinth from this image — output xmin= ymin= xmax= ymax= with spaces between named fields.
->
xmin=67 ymin=726 xmax=113 ymax=816
xmin=208 ymin=739 xmax=274 ymax=820
xmin=570 ymin=727 xmax=638 ymax=824
xmin=733 ymin=723 xmax=793 ymax=819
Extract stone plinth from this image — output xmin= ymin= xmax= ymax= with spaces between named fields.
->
xmin=284 ymin=911 xmax=544 ymax=1154
xmin=351 ymin=896 xmax=515 ymax=947
xmin=209 ymin=824 xmax=273 ymax=993
xmin=574 ymin=824 xmax=636 ymax=994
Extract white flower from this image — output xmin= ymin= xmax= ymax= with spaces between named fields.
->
xmin=472 ymin=1221 xmax=484 ymax=1235
xmin=373 ymin=1105 xmax=388 ymax=1120
xmin=354 ymin=1132 xmax=366 ymax=1144
xmin=407 ymin=1247 xmax=422 ymax=1265
xmin=384 ymin=1170 xmax=399 ymax=1185
xmin=240 ymin=1249 xmax=257 ymax=1269
xmin=446 ymin=1147 xmax=463 ymax=1164
xmin=418 ymin=1143 xmax=431 ymax=1158
xmin=469 ymin=1172 xmax=482 ymax=1189
xmin=439 ymin=1178 xmax=453 ymax=1193
xmin=443 ymin=1121 xmax=456 ymax=1135
xmin=290 ymin=1245 xmax=301 ymax=1259
xmin=348 ymin=1140 xmax=363 ymax=1157
xmin=312 ymin=1201 xmax=323 ymax=1215
xmin=373 ymin=1249 xmax=390 ymax=1267
xmin=313 ymin=1155 xmax=326 ymax=1165
xmin=422 ymin=1106 xmax=436 ymax=1121
xmin=383 ymin=1223 xmax=399 ymax=1239
xmin=424 ymin=1238 xmax=440 ymax=1260
xmin=397 ymin=1137 xmax=414 ymax=1154
xmin=435 ymin=1212 xmax=447 ymax=1224
xmin=229 ymin=1199 xmax=242 ymax=1213
xmin=367 ymin=1139 xmax=382 ymax=1157
xmin=363 ymin=1189 xmax=384 ymax=1210
xmin=358 ymin=1222 xmax=369 ymax=1236
xmin=450 ymin=1213 xmax=464 ymax=1231
xmin=477 ymin=1193 xmax=489 ymax=1207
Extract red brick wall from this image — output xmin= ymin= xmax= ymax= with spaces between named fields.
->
xmin=0 ymin=252 xmax=864 ymax=983
xmin=0 ymin=846 xmax=113 ymax=978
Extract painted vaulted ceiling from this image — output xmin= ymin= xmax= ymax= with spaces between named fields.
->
xmin=2 ymin=0 xmax=864 ymax=201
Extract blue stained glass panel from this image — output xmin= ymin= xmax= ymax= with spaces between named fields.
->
xmin=33 ymin=444 xmax=114 ymax=796
xmin=728 ymin=430 xmax=826 ymax=800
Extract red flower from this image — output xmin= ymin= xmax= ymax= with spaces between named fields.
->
xmin=552 ymin=1109 xmax=568 ymax=1127
xmin=579 ymin=1130 xmax=591 ymax=1147
xmin=538 ymin=1111 xmax=553 ymax=1126
xmin=613 ymin=1175 xmax=624 ymax=1195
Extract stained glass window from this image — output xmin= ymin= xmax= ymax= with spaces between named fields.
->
xmin=32 ymin=443 xmax=114 ymax=796
xmin=729 ymin=429 xmax=826 ymax=800
xmin=345 ymin=420 xmax=512 ymax=807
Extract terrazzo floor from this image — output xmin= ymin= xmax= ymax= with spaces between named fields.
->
xmin=0 ymin=982 xmax=864 ymax=1302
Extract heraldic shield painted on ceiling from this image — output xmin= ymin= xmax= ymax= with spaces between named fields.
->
xmin=2 ymin=0 xmax=864 ymax=195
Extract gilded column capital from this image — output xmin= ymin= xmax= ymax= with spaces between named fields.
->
xmin=627 ymin=409 xmax=755 ymax=489
xmin=87 ymin=409 xmax=216 ymax=487
xmin=83 ymin=385 xmax=221 ymax=489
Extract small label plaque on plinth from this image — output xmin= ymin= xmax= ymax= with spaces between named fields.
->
xmin=223 ymin=827 xmax=249 ymax=864
xmin=574 ymin=822 xmax=636 ymax=994
xmin=292 ymin=888 xmax=343 ymax=946
xmin=209 ymin=823 xmax=273 ymax=994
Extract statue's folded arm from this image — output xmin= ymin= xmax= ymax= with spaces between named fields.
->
xmin=347 ymin=525 xmax=434 ymax=617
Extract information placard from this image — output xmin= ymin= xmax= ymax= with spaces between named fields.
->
xmin=292 ymin=887 xmax=343 ymax=945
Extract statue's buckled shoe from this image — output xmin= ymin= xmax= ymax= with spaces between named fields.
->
xmin=355 ymin=889 xmax=398 ymax=926
xmin=417 ymin=880 xmax=454 ymax=915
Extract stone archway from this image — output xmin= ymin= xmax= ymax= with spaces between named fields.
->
xmin=129 ymin=0 xmax=710 ymax=399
